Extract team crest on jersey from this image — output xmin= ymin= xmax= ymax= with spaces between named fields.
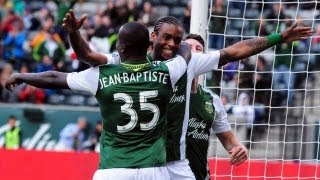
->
xmin=205 ymin=101 xmax=214 ymax=114
xmin=112 ymin=53 xmax=119 ymax=58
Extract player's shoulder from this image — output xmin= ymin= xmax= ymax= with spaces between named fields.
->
xmin=160 ymin=55 xmax=184 ymax=63
xmin=200 ymin=85 xmax=219 ymax=99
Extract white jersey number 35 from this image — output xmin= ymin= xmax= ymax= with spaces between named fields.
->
xmin=114 ymin=90 xmax=160 ymax=133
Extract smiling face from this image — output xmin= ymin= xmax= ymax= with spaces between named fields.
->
xmin=151 ymin=23 xmax=184 ymax=61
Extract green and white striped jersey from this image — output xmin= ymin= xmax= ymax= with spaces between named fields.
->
xmin=67 ymin=57 xmax=187 ymax=168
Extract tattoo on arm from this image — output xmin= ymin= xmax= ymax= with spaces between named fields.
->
xmin=219 ymin=37 xmax=270 ymax=66
xmin=219 ymin=49 xmax=231 ymax=63
xmin=243 ymin=37 xmax=270 ymax=55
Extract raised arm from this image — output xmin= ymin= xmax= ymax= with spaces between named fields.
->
xmin=219 ymin=23 xmax=313 ymax=66
xmin=62 ymin=9 xmax=108 ymax=66
xmin=5 ymin=71 xmax=68 ymax=91
xmin=216 ymin=131 xmax=248 ymax=166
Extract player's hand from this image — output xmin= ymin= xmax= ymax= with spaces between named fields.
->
xmin=5 ymin=73 xmax=23 ymax=92
xmin=62 ymin=9 xmax=87 ymax=33
xmin=281 ymin=23 xmax=313 ymax=43
xmin=228 ymin=145 xmax=248 ymax=166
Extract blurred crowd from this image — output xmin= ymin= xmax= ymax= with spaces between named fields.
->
xmin=0 ymin=0 xmax=191 ymax=106
xmin=209 ymin=0 xmax=320 ymax=147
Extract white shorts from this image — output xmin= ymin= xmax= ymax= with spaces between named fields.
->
xmin=93 ymin=166 xmax=170 ymax=180
xmin=165 ymin=159 xmax=195 ymax=180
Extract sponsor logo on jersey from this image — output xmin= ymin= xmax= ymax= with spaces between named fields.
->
xmin=188 ymin=118 xmax=209 ymax=140
xmin=169 ymin=85 xmax=185 ymax=103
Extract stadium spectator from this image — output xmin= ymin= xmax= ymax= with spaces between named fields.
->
xmin=138 ymin=0 xmax=159 ymax=28
xmin=265 ymin=3 xmax=286 ymax=26
xmin=221 ymin=94 xmax=232 ymax=113
xmin=88 ymin=120 xmax=102 ymax=152
xmin=110 ymin=3 xmax=129 ymax=31
xmin=4 ymin=115 xmax=22 ymax=149
xmin=232 ymin=92 xmax=255 ymax=148
xmin=55 ymin=116 xmax=88 ymax=151
xmin=127 ymin=0 xmax=139 ymax=22
xmin=7 ymin=64 xmax=29 ymax=103
xmin=311 ymin=24 xmax=320 ymax=70
xmin=3 ymin=18 xmax=27 ymax=69
xmin=208 ymin=0 xmax=226 ymax=50
xmin=184 ymin=34 xmax=247 ymax=180
xmin=0 ymin=63 xmax=13 ymax=102
xmin=253 ymin=56 xmax=272 ymax=106
xmin=18 ymin=84 xmax=46 ymax=104
xmin=29 ymin=14 xmax=66 ymax=69
xmin=1 ymin=9 xmax=23 ymax=36
xmin=90 ymin=14 xmax=115 ymax=54
xmin=182 ymin=1 xmax=191 ymax=33
xmin=273 ymin=40 xmax=297 ymax=106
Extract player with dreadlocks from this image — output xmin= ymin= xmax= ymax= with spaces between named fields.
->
xmin=61 ymin=9 xmax=312 ymax=179
xmin=6 ymin=21 xmax=191 ymax=180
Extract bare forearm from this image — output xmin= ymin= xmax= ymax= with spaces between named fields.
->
xmin=69 ymin=31 xmax=108 ymax=66
xmin=219 ymin=37 xmax=271 ymax=66
xmin=217 ymin=130 xmax=243 ymax=151
xmin=69 ymin=31 xmax=96 ymax=64
xmin=18 ymin=71 xmax=68 ymax=89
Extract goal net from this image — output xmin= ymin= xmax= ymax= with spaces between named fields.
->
xmin=205 ymin=0 xmax=320 ymax=179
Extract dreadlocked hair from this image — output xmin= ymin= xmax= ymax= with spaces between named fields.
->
xmin=154 ymin=16 xmax=184 ymax=34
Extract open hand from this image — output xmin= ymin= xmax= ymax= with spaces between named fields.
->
xmin=228 ymin=145 xmax=248 ymax=166
xmin=5 ymin=73 xmax=23 ymax=92
xmin=281 ymin=23 xmax=313 ymax=43
xmin=62 ymin=9 xmax=87 ymax=33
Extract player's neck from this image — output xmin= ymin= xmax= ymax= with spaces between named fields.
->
xmin=122 ymin=55 xmax=148 ymax=64
xmin=191 ymin=78 xmax=199 ymax=93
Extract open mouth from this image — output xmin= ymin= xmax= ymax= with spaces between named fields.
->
xmin=161 ymin=48 xmax=174 ymax=59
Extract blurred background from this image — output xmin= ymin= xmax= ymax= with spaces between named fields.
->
xmin=1 ymin=0 xmax=320 ymax=179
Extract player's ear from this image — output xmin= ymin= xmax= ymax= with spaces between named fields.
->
xmin=151 ymin=31 xmax=157 ymax=42
xmin=120 ymin=44 xmax=126 ymax=53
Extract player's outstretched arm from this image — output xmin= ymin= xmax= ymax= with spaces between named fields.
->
xmin=218 ymin=23 xmax=313 ymax=66
xmin=62 ymin=9 xmax=108 ymax=67
xmin=5 ymin=71 xmax=69 ymax=91
xmin=216 ymin=130 xmax=248 ymax=166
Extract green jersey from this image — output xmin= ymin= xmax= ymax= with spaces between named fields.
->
xmin=166 ymin=73 xmax=187 ymax=161
xmin=106 ymin=52 xmax=222 ymax=164
xmin=67 ymin=57 xmax=187 ymax=168
xmin=186 ymin=86 xmax=230 ymax=180
xmin=148 ymin=52 xmax=222 ymax=162
xmin=147 ymin=54 xmax=188 ymax=162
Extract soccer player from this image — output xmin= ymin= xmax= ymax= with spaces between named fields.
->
xmin=61 ymin=9 xmax=312 ymax=179
xmin=184 ymin=34 xmax=247 ymax=180
xmin=5 ymin=22 xmax=191 ymax=180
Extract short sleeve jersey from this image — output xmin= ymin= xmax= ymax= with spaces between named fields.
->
xmin=67 ymin=57 xmax=187 ymax=168
xmin=186 ymin=86 xmax=231 ymax=180
xmin=104 ymin=51 xmax=221 ymax=162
